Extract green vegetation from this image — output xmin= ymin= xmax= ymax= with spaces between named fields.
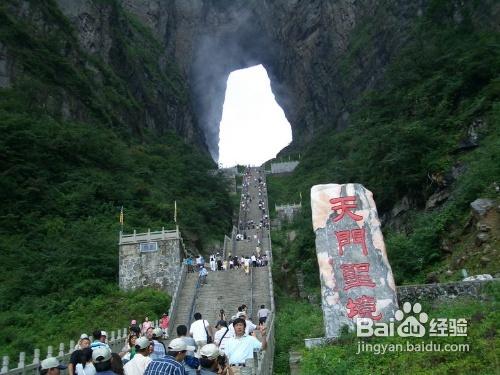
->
xmin=0 ymin=0 xmax=232 ymax=359
xmin=269 ymin=2 xmax=499 ymax=372
xmin=0 ymin=288 xmax=170 ymax=361
xmin=271 ymin=227 xmax=324 ymax=375
xmin=268 ymin=0 xmax=500 ymax=284
xmin=300 ymin=282 xmax=500 ymax=375
xmin=274 ymin=296 xmax=324 ymax=375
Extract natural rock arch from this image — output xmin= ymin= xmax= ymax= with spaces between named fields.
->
xmin=120 ymin=0 xmax=429 ymax=160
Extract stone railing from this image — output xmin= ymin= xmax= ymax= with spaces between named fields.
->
xmin=254 ymin=313 xmax=275 ymax=375
xmin=275 ymin=203 xmax=301 ymax=211
xmin=275 ymin=203 xmax=301 ymax=222
xmin=166 ymin=262 xmax=187 ymax=337
xmin=270 ymin=161 xmax=299 ymax=174
xmin=1 ymin=322 xmax=160 ymax=375
xmin=254 ymin=173 xmax=276 ymax=374
xmin=397 ymin=278 xmax=499 ymax=303
xmin=119 ymin=227 xmax=179 ymax=244
xmin=187 ymin=276 xmax=203 ymax=328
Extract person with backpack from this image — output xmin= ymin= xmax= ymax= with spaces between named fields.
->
xmin=189 ymin=312 xmax=213 ymax=355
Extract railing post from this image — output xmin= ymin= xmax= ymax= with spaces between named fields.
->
xmin=46 ymin=346 xmax=53 ymax=359
xmin=252 ymin=350 xmax=259 ymax=375
xmin=1 ymin=356 xmax=9 ymax=374
xmin=17 ymin=352 xmax=25 ymax=369
xmin=58 ymin=343 xmax=64 ymax=357
xmin=112 ymin=331 xmax=117 ymax=341
xmin=162 ymin=227 xmax=165 ymax=239
xmin=33 ymin=349 xmax=40 ymax=365
xmin=147 ymin=228 xmax=151 ymax=241
xmin=69 ymin=340 xmax=75 ymax=354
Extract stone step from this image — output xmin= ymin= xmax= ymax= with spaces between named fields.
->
xmin=170 ymin=168 xmax=273 ymax=335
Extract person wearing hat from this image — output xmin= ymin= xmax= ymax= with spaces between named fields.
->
xmin=40 ymin=357 xmax=67 ymax=375
xmin=69 ymin=336 xmax=91 ymax=375
xmin=144 ymin=338 xmax=195 ymax=375
xmin=151 ymin=327 xmax=167 ymax=360
xmin=92 ymin=347 xmax=117 ymax=375
xmin=123 ymin=337 xmax=152 ymax=375
xmin=175 ymin=325 xmax=196 ymax=357
xmin=91 ymin=330 xmax=110 ymax=351
xmin=75 ymin=334 xmax=90 ymax=350
xmin=199 ymin=344 xmax=233 ymax=375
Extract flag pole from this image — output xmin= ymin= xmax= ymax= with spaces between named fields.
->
xmin=174 ymin=200 xmax=177 ymax=224
xmin=120 ymin=205 xmax=124 ymax=233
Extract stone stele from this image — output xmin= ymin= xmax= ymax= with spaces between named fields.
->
xmin=311 ymin=183 xmax=398 ymax=337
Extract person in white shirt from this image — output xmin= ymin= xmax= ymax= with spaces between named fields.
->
xmin=257 ymin=305 xmax=271 ymax=325
xmin=224 ymin=318 xmax=267 ymax=374
xmin=189 ymin=313 xmax=213 ymax=354
xmin=250 ymin=254 xmax=257 ymax=268
xmin=75 ymin=348 xmax=96 ymax=375
xmin=213 ymin=320 xmax=233 ymax=353
xmin=123 ymin=337 xmax=151 ymax=375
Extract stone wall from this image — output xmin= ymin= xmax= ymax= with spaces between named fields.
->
xmin=397 ymin=279 xmax=498 ymax=303
xmin=119 ymin=238 xmax=182 ymax=295
xmin=276 ymin=203 xmax=301 ymax=222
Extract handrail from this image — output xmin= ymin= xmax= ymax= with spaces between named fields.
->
xmin=167 ymin=262 xmax=187 ymax=337
xmin=119 ymin=228 xmax=179 ymax=244
xmin=254 ymin=168 xmax=276 ymax=374
xmin=249 ymin=263 xmax=254 ymax=321
xmin=187 ymin=275 xmax=202 ymax=328
xmin=0 ymin=320 xmax=163 ymax=375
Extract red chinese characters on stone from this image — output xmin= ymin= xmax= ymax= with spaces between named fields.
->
xmin=341 ymin=263 xmax=376 ymax=291
xmin=335 ymin=228 xmax=368 ymax=256
xmin=330 ymin=196 xmax=363 ymax=222
xmin=346 ymin=295 xmax=382 ymax=320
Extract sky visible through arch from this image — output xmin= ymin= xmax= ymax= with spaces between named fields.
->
xmin=218 ymin=65 xmax=292 ymax=168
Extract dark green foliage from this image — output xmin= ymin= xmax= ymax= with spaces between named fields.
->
xmin=0 ymin=287 xmax=171 ymax=361
xmin=0 ymin=0 xmax=232 ymax=358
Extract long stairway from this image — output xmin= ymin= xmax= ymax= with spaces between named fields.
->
xmin=168 ymin=167 xmax=273 ymax=331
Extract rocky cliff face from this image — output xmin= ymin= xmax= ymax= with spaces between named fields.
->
xmin=3 ymin=0 xmax=497 ymax=161
xmin=1 ymin=0 xmax=205 ymax=149
xmin=118 ymin=0 xmax=432 ymax=161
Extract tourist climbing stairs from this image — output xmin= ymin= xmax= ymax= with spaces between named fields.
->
xmin=166 ymin=167 xmax=275 ymax=374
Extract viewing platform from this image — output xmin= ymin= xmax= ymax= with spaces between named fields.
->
xmin=118 ymin=227 xmax=180 ymax=244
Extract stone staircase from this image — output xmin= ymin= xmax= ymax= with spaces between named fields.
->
xmin=168 ymin=166 xmax=273 ymax=337
xmin=168 ymin=271 xmax=198 ymax=333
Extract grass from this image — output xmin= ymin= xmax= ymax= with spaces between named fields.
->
xmin=299 ymin=282 xmax=500 ymax=374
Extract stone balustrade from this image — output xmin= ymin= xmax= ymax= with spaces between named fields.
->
xmin=119 ymin=227 xmax=179 ymax=244
xmin=270 ymin=161 xmax=299 ymax=174
xmin=1 ymin=321 xmax=160 ymax=375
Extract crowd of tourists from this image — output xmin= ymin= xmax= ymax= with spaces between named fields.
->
xmin=42 ymin=302 xmax=271 ymax=375
xmin=39 ymin=169 xmax=273 ymax=375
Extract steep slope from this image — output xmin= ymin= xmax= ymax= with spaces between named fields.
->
xmin=0 ymin=0 xmax=233 ymax=358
